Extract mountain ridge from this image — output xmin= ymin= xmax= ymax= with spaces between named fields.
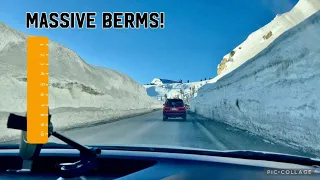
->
xmin=216 ymin=0 xmax=320 ymax=79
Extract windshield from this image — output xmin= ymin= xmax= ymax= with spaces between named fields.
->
xmin=0 ymin=0 xmax=319 ymax=160
xmin=165 ymin=99 xmax=184 ymax=107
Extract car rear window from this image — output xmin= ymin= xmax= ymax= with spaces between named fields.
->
xmin=166 ymin=99 xmax=184 ymax=107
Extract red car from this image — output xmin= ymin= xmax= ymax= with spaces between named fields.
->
xmin=163 ymin=99 xmax=187 ymax=121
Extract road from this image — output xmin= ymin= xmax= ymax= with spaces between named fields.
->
xmin=49 ymin=110 xmax=314 ymax=157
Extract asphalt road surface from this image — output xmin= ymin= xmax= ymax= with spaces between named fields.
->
xmin=48 ymin=110 xmax=315 ymax=158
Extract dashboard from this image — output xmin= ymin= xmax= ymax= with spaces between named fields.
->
xmin=0 ymin=147 xmax=319 ymax=180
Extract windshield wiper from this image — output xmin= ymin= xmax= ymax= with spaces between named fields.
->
xmin=6 ymin=110 xmax=101 ymax=178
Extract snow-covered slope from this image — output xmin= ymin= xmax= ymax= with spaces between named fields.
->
xmin=216 ymin=0 xmax=320 ymax=79
xmin=144 ymin=80 xmax=210 ymax=102
xmin=0 ymin=22 xmax=162 ymax=141
xmin=191 ymin=11 xmax=320 ymax=155
xmin=151 ymin=78 xmax=177 ymax=85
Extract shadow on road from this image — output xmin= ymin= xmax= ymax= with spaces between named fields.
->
xmin=163 ymin=118 xmax=187 ymax=122
xmin=187 ymin=112 xmax=319 ymax=158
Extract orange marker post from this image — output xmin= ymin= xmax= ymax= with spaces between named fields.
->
xmin=27 ymin=36 xmax=49 ymax=144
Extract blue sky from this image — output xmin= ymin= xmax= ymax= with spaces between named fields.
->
xmin=0 ymin=0 xmax=298 ymax=84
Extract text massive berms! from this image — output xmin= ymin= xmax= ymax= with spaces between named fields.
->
xmin=26 ymin=12 xmax=165 ymax=29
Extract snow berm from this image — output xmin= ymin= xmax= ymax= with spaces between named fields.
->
xmin=0 ymin=22 xmax=162 ymax=142
xmin=191 ymin=7 xmax=320 ymax=155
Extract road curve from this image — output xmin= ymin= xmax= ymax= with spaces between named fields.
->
xmin=48 ymin=110 xmax=314 ymax=157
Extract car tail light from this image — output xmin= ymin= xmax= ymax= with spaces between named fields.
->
xmin=178 ymin=106 xmax=186 ymax=110
xmin=163 ymin=105 xmax=170 ymax=110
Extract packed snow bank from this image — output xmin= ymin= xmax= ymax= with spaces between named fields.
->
xmin=0 ymin=22 xmax=162 ymax=142
xmin=216 ymin=0 xmax=320 ymax=79
xmin=191 ymin=11 xmax=320 ymax=155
